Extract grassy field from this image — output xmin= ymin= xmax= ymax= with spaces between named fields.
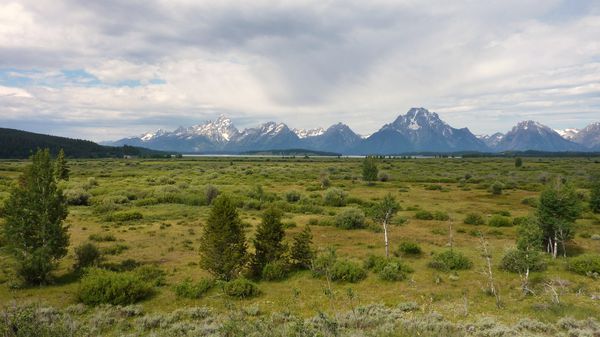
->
xmin=0 ymin=156 xmax=599 ymax=333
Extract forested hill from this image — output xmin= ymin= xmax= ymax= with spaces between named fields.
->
xmin=0 ymin=128 xmax=172 ymax=159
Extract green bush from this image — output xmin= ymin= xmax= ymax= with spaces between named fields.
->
xmin=379 ymin=261 xmax=413 ymax=281
xmin=567 ymin=254 xmax=600 ymax=277
xmin=499 ymin=249 xmax=547 ymax=273
xmin=88 ymin=233 xmax=116 ymax=242
xmin=415 ymin=210 xmax=433 ymax=220
xmin=488 ymin=215 xmax=512 ymax=227
xmin=433 ymin=211 xmax=450 ymax=221
xmin=395 ymin=241 xmax=422 ymax=257
xmin=134 ymin=264 xmax=166 ymax=287
xmin=335 ymin=208 xmax=366 ymax=229
xmin=521 ymin=197 xmax=539 ymax=207
xmin=223 ymin=278 xmax=261 ymax=298
xmin=323 ymin=188 xmax=347 ymax=207
xmin=77 ymin=268 xmax=153 ymax=305
xmin=463 ymin=213 xmax=485 ymax=225
xmin=262 ymin=261 xmax=289 ymax=281
xmin=105 ymin=211 xmax=143 ymax=222
xmin=65 ymin=188 xmax=91 ymax=206
xmin=174 ymin=278 xmax=214 ymax=299
xmin=285 ymin=190 xmax=302 ymax=203
xmin=428 ymin=250 xmax=473 ymax=271
xmin=205 ymin=185 xmax=220 ymax=205
xmin=330 ymin=260 xmax=367 ymax=283
xmin=363 ymin=255 xmax=387 ymax=272
xmin=74 ymin=242 xmax=102 ymax=270
xmin=490 ymin=181 xmax=504 ymax=195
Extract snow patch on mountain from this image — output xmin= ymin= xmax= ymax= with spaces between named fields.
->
xmin=293 ymin=127 xmax=325 ymax=138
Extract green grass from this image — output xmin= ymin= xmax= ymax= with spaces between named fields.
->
xmin=0 ymin=156 xmax=599 ymax=326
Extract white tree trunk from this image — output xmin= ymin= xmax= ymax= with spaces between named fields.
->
xmin=383 ymin=220 xmax=389 ymax=258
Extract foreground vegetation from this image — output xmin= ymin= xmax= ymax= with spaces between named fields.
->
xmin=0 ymin=155 xmax=599 ymax=335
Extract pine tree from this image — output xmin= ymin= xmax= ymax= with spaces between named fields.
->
xmin=250 ymin=206 xmax=287 ymax=278
xmin=2 ymin=148 xmax=69 ymax=285
xmin=198 ymin=194 xmax=247 ymax=280
xmin=55 ymin=149 xmax=69 ymax=181
xmin=362 ymin=157 xmax=378 ymax=182
xmin=537 ymin=179 xmax=581 ymax=258
xmin=590 ymin=174 xmax=600 ymax=214
xmin=290 ymin=225 xmax=314 ymax=270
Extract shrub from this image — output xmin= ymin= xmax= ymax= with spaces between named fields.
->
xmin=174 ymin=278 xmax=214 ymax=299
xmin=285 ymin=190 xmax=302 ymax=203
xmin=428 ymin=250 xmax=472 ymax=271
xmin=102 ymin=243 xmax=129 ymax=255
xmin=490 ymin=181 xmax=504 ymax=195
xmin=330 ymin=260 xmax=367 ymax=283
xmin=425 ymin=184 xmax=443 ymax=191
xmin=205 ymin=185 xmax=220 ymax=205
xmin=105 ymin=211 xmax=143 ymax=222
xmin=262 ymin=261 xmax=289 ymax=281
xmin=335 ymin=208 xmax=366 ymax=229
xmin=415 ymin=210 xmax=434 ymax=220
xmin=379 ymin=261 xmax=412 ymax=281
xmin=88 ymin=233 xmax=116 ymax=242
xmin=65 ymin=188 xmax=91 ymax=206
xmin=223 ymin=278 xmax=261 ymax=298
xmin=74 ymin=243 xmax=102 ymax=270
xmin=433 ymin=211 xmax=450 ymax=221
xmin=499 ymin=249 xmax=547 ymax=273
xmin=323 ymin=188 xmax=347 ymax=207
xmin=395 ymin=241 xmax=422 ymax=257
xmin=464 ymin=213 xmax=485 ymax=225
xmin=567 ymin=254 xmax=600 ymax=277
xmin=488 ymin=215 xmax=512 ymax=227
xmin=134 ymin=264 xmax=166 ymax=287
xmin=378 ymin=172 xmax=389 ymax=182
xmin=521 ymin=197 xmax=539 ymax=207
xmin=363 ymin=255 xmax=387 ymax=273
xmin=77 ymin=268 xmax=153 ymax=305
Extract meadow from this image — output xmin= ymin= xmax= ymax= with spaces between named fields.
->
xmin=0 ymin=156 xmax=599 ymax=336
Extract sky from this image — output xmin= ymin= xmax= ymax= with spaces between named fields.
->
xmin=0 ymin=0 xmax=599 ymax=141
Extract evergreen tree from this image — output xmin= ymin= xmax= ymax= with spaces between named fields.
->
xmin=515 ymin=157 xmax=523 ymax=168
xmin=250 ymin=206 xmax=287 ymax=278
xmin=2 ymin=149 xmax=69 ymax=284
xmin=198 ymin=194 xmax=247 ymax=280
xmin=590 ymin=174 xmax=600 ymax=214
xmin=536 ymin=179 xmax=581 ymax=258
xmin=55 ymin=148 xmax=69 ymax=181
xmin=362 ymin=157 xmax=378 ymax=182
xmin=290 ymin=225 xmax=314 ymax=269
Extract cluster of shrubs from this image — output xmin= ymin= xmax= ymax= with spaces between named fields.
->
xmin=567 ymin=254 xmax=600 ymax=278
xmin=364 ymin=255 xmax=413 ymax=281
xmin=428 ymin=250 xmax=473 ymax=271
xmin=77 ymin=268 xmax=156 ymax=305
xmin=415 ymin=210 xmax=450 ymax=221
xmin=312 ymin=250 xmax=367 ymax=283
xmin=499 ymin=249 xmax=547 ymax=274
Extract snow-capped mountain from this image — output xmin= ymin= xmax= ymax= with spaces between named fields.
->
xmin=357 ymin=108 xmax=488 ymax=154
xmin=478 ymin=133 xmax=504 ymax=148
xmin=554 ymin=128 xmax=579 ymax=140
xmin=301 ymin=123 xmax=362 ymax=154
xmin=293 ymin=127 xmax=325 ymax=139
xmin=494 ymin=121 xmax=584 ymax=152
xmin=571 ymin=122 xmax=600 ymax=150
xmin=228 ymin=122 xmax=300 ymax=151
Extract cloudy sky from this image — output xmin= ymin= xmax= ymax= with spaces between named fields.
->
xmin=1 ymin=0 xmax=599 ymax=141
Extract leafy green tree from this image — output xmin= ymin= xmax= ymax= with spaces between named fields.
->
xmin=590 ymin=174 xmax=600 ymax=214
xmin=514 ymin=216 xmax=544 ymax=293
xmin=55 ymin=148 xmax=69 ymax=181
xmin=536 ymin=179 xmax=582 ymax=258
xmin=362 ymin=157 xmax=378 ymax=182
xmin=2 ymin=149 xmax=69 ymax=284
xmin=250 ymin=206 xmax=287 ymax=278
xmin=199 ymin=194 xmax=247 ymax=280
xmin=371 ymin=193 xmax=400 ymax=258
xmin=290 ymin=225 xmax=314 ymax=269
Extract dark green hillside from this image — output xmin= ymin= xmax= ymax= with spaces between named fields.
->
xmin=0 ymin=128 xmax=172 ymax=158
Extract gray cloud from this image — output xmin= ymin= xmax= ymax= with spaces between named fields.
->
xmin=0 ymin=0 xmax=599 ymax=141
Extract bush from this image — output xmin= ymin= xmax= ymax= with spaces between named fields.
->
xmin=395 ymin=242 xmax=422 ymax=257
xmin=379 ymin=261 xmax=412 ymax=281
xmin=378 ymin=172 xmax=389 ymax=182
xmin=205 ymin=185 xmax=220 ymax=205
xmin=490 ymin=181 xmax=504 ymax=195
xmin=433 ymin=211 xmax=450 ymax=221
xmin=105 ymin=211 xmax=143 ymax=222
xmin=74 ymin=243 xmax=102 ymax=270
xmin=567 ymin=254 xmax=600 ymax=277
xmin=488 ymin=215 xmax=512 ymax=227
xmin=415 ymin=210 xmax=433 ymax=220
xmin=428 ymin=250 xmax=473 ymax=271
xmin=262 ymin=261 xmax=289 ymax=281
xmin=463 ymin=213 xmax=485 ymax=225
xmin=521 ymin=197 xmax=539 ymax=207
xmin=499 ymin=249 xmax=547 ymax=273
xmin=330 ymin=260 xmax=367 ymax=283
xmin=88 ymin=233 xmax=116 ymax=242
xmin=223 ymin=278 xmax=261 ymax=298
xmin=323 ymin=188 xmax=347 ymax=207
xmin=134 ymin=264 xmax=166 ymax=287
xmin=174 ymin=278 xmax=214 ymax=299
xmin=335 ymin=208 xmax=366 ymax=229
xmin=65 ymin=188 xmax=91 ymax=206
xmin=285 ymin=190 xmax=302 ymax=203
xmin=77 ymin=268 xmax=153 ymax=305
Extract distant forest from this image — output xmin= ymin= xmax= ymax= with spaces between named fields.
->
xmin=0 ymin=128 xmax=172 ymax=159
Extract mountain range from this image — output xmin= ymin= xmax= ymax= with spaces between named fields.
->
xmin=105 ymin=108 xmax=600 ymax=154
